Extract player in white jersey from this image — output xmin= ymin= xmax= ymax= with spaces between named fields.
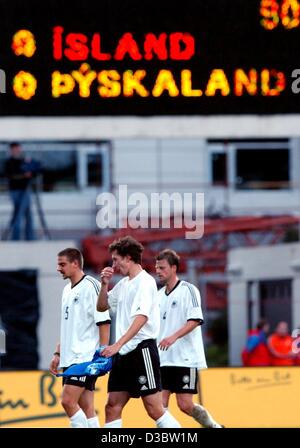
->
xmin=156 ymin=249 xmax=223 ymax=428
xmin=49 ymin=248 xmax=111 ymax=428
xmin=97 ymin=235 xmax=180 ymax=428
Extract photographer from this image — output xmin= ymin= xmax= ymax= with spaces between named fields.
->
xmin=4 ymin=142 xmax=35 ymax=240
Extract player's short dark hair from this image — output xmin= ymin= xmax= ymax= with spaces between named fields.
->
xmin=58 ymin=248 xmax=84 ymax=269
xmin=109 ymin=236 xmax=144 ymax=264
xmin=155 ymin=249 xmax=180 ymax=270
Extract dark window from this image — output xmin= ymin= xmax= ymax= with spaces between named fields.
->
xmin=259 ymin=279 xmax=292 ymax=331
xmin=235 ymin=149 xmax=290 ymax=190
xmin=211 ymin=152 xmax=227 ymax=186
xmin=26 ymin=150 xmax=77 ymax=192
xmin=0 ymin=270 xmax=39 ymax=369
xmin=87 ymin=153 xmax=103 ymax=187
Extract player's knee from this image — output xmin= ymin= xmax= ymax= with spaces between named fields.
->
xmin=105 ymin=401 xmax=123 ymax=419
xmin=176 ymin=397 xmax=192 ymax=415
xmin=61 ymin=395 xmax=77 ymax=413
xmin=80 ymin=402 xmax=94 ymax=416
xmin=144 ymin=402 xmax=162 ymax=420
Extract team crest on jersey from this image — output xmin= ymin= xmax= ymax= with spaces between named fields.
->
xmin=73 ymin=294 xmax=80 ymax=303
xmin=182 ymin=375 xmax=190 ymax=384
xmin=138 ymin=375 xmax=147 ymax=385
xmin=171 ymin=300 xmax=178 ymax=308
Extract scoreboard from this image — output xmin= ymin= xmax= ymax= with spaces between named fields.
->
xmin=0 ymin=0 xmax=300 ymax=115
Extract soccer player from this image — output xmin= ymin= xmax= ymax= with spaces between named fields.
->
xmin=97 ymin=236 xmax=181 ymax=428
xmin=155 ymin=249 xmax=223 ymax=428
xmin=49 ymin=248 xmax=111 ymax=428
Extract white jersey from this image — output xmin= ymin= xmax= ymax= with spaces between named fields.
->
xmin=108 ymin=270 xmax=159 ymax=355
xmin=60 ymin=275 xmax=111 ymax=367
xmin=158 ymin=280 xmax=207 ymax=369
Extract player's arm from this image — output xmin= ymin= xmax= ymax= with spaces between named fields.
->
xmin=98 ymin=322 xmax=110 ymax=346
xmin=49 ymin=342 xmax=60 ymax=375
xmin=101 ymin=315 xmax=148 ymax=357
xmin=97 ymin=267 xmax=114 ymax=311
xmin=159 ymin=320 xmax=201 ymax=350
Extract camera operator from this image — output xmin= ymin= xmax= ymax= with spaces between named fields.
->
xmin=4 ymin=142 xmax=35 ymax=240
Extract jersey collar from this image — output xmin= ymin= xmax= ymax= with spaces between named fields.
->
xmin=165 ymin=279 xmax=181 ymax=296
xmin=71 ymin=274 xmax=86 ymax=289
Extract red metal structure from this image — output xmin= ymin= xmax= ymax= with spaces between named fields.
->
xmin=82 ymin=215 xmax=300 ymax=274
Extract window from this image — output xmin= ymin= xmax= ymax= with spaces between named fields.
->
xmin=0 ymin=141 xmax=110 ymax=192
xmin=235 ymin=148 xmax=290 ymax=190
xmin=259 ymin=279 xmax=292 ymax=331
xmin=27 ymin=149 xmax=77 ymax=192
xmin=211 ymin=152 xmax=227 ymax=186
xmin=87 ymin=153 xmax=103 ymax=187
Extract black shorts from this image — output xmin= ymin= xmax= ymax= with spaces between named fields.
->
xmin=62 ymin=366 xmax=98 ymax=391
xmin=161 ymin=366 xmax=198 ymax=394
xmin=108 ymin=339 xmax=162 ymax=398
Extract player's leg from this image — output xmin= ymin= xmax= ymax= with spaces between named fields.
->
xmin=170 ymin=366 xmax=223 ymax=428
xmin=190 ymin=401 xmax=223 ymax=428
xmin=61 ymin=383 xmax=87 ymax=427
xmin=162 ymin=389 xmax=171 ymax=409
xmin=176 ymin=392 xmax=223 ymax=427
xmin=104 ymin=391 xmax=130 ymax=427
xmin=79 ymin=388 xmax=100 ymax=428
xmin=142 ymin=391 xmax=181 ymax=428
xmin=175 ymin=393 xmax=195 ymax=415
xmin=104 ymin=352 xmax=130 ymax=427
xmin=160 ymin=367 xmax=172 ymax=409
xmin=134 ymin=340 xmax=180 ymax=428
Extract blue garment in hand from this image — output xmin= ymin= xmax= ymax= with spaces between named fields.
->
xmin=57 ymin=346 xmax=112 ymax=377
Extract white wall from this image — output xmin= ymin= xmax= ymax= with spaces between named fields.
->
xmin=1 ymin=115 xmax=300 ymax=139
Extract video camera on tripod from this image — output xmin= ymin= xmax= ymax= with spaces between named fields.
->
xmin=21 ymin=158 xmax=43 ymax=177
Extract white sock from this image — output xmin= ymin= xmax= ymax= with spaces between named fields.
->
xmin=156 ymin=411 xmax=181 ymax=428
xmin=87 ymin=416 xmax=100 ymax=428
xmin=70 ymin=408 xmax=88 ymax=428
xmin=104 ymin=419 xmax=122 ymax=428
xmin=192 ymin=404 xmax=222 ymax=428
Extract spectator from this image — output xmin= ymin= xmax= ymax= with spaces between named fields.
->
xmin=292 ymin=328 xmax=300 ymax=366
xmin=241 ymin=319 xmax=271 ymax=366
xmin=268 ymin=321 xmax=294 ymax=366
xmin=4 ymin=142 xmax=34 ymax=240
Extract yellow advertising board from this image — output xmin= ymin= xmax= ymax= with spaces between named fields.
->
xmin=0 ymin=371 xmax=199 ymax=428
xmin=3 ymin=367 xmax=299 ymax=428
xmin=199 ymin=366 xmax=300 ymax=428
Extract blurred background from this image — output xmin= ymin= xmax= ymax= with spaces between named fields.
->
xmin=1 ymin=0 xmax=300 ymax=427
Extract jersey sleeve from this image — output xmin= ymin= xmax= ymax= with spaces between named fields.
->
xmin=184 ymin=283 xmax=204 ymax=322
xmin=86 ymin=277 xmax=111 ymax=325
xmin=130 ymin=277 xmax=157 ymax=319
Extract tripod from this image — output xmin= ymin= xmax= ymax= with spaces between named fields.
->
xmin=1 ymin=175 xmax=52 ymax=241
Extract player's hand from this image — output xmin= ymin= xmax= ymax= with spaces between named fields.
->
xmin=158 ymin=335 xmax=177 ymax=351
xmin=100 ymin=267 xmax=114 ymax=286
xmin=100 ymin=342 xmax=121 ymax=358
xmin=49 ymin=355 xmax=60 ymax=375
